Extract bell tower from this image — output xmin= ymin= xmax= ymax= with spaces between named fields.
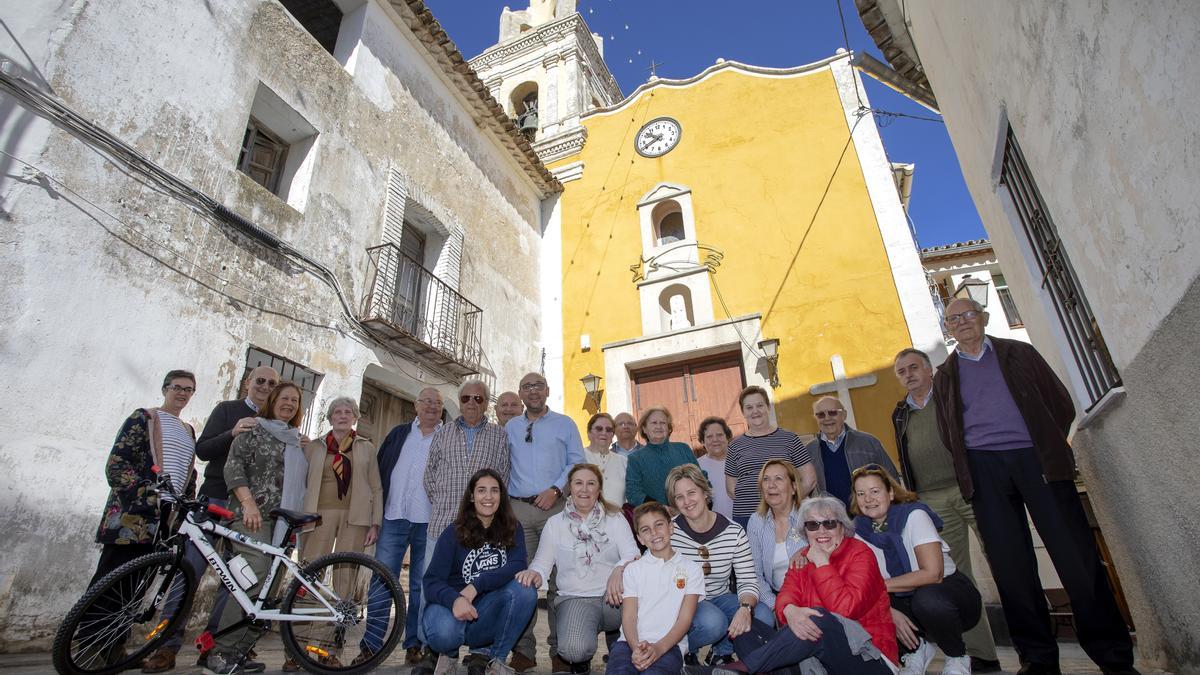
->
xmin=469 ymin=0 xmax=622 ymax=164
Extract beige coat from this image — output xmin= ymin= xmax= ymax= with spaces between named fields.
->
xmin=302 ymin=435 xmax=383 ymax=527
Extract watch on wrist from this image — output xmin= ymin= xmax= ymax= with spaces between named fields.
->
xmin=739 ymin=602 xmax=753 ymax=611
xmin=551 ymin=485 xmax=562 ymax=497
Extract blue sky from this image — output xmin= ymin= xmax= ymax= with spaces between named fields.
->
xmin=425 ymin=0 xmax=985 ymax=248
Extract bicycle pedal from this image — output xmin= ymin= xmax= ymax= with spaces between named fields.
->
xmin=195 ymin=631 xmax=215 ymax=653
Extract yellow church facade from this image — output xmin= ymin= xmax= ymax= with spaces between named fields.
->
xmin=541 ymin=54 xmax=946 ymax=455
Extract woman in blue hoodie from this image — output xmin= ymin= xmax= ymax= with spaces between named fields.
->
xmin=421 ymin=468 xmax=537 ymax=675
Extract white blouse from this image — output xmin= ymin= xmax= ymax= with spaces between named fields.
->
xmin=528 ymin=510 xmax=640 ymax=597
xmin=584 ymin=447 xmax=628 ymax=506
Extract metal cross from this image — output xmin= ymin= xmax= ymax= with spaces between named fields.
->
xmin=645 ymin=60 xmax=664 ymax=78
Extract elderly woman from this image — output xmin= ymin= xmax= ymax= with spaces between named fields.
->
xmin=205 ymin=381 xmax=310 ymax=674
xmin=301 ymin=397 xmax=383 ymax=557
xmin=725 ymin=387 xmax=817 ymax=529
xmin=745 ymin=460 xmax=807 ymax=627
xmin=667 ymin=464 xmax=758 ymax=666
xmin=851 ymin=466 xmax=981 ymax=675
xmin=583 ymin=413 xmax=628 ymax=506
xmin=696 ymin=417 xmax=734 ymax=519
xmin=624 ymin=407 xmax=697 ymax=505
xmin=728 ymin=496 xmax=897 ymax=674
xmin=516 ymin=463 xmax=638 ymax=673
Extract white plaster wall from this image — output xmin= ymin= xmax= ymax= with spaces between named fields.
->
xmin=0 ymin=0 xmax=547 ymax=647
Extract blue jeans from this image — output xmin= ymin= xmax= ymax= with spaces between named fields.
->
xmin=687 ymin=593 xmax=742 ymax=657
xmin=754 ymin=601 xmax=777 ymax=628
xmin=362 ymin=518 xmax=427 ymax=651
xmin=605 ymin=641 xmax=682 ymax=675
xmin=423 ymin=579 xmax=537 ymax=660
xmin=733 ymin=608 xmax=892 ymax=675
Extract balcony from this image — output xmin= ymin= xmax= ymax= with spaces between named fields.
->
xmin=360 ymin=243 xmax=482 ymax=377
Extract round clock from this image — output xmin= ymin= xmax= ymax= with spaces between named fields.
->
xmin=635 ymin=117 xmax=682 ymax=157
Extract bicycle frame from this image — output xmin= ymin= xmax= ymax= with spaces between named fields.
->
xmin=177 ymin=513 xmax=345 ymax=625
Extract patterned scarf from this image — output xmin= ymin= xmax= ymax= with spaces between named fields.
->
xmin=564 ymin=498 xmax=609 ymax=568
xmin=325 ymin=430 xmax=355 ymax=500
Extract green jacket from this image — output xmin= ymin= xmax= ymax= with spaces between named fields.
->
xmin=224 ymin=425 xmax=286 ymax=521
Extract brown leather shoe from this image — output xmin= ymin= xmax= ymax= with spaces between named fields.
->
xmin=282 ymin=655 xmax=302 ymax=672
xmin=407 ymin=646 xmax=425 ymax=665
xmin=141 ymin=647 xmax=175 ymax=673
xmin=351 ymin=646 xmax=377 ymax=667
xmin=550 ymin=654 xmax=572 ymax=674
xmin=508 ymin=652 xmax=537 ymax=673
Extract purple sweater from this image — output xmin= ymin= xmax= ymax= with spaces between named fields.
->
xmin=959 ymin=347 xmax=1034 ymax=450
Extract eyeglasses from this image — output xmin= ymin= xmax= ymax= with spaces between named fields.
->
xmin=519 ymin=382 xmax=547 ymax=392
xmin=165 ymin=385 xmax=195 ymax=394
xmin=850 ymin=463 xmax=886 ymax=477
xmin=525 ymin=421 xmax=534 ymax=443
xmin=252 ymin=377 xmax=278 ymax=387
xmin=697 ymin=546 xmax=712 ymax=575
xmin=592 ymin=425 xmax=614 ymax=433
xmin=944 ymin=310 xmax=982 ymax=326
xmin=814 ymin=410 xmax=844 ymax=419
xmin=417 ymin=397 xmax=442 ymax=407
xmin=803 ymin=519 xmax=840 ymax=532
xmin=460 ymin=394 xmax=485 ymax=404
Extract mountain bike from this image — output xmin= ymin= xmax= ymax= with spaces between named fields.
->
xmin=51 ymin=467 xmax=405 ymax=674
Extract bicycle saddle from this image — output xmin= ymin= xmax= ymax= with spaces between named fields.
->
xmin=269 ymin=508 xmax=322 ymax=527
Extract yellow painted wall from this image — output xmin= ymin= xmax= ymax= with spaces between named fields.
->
xmin=550 ymin=65 xmax=913 ymax=458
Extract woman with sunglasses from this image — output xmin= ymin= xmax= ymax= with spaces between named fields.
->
xmin=424 ymin=468 xmax=537 ymax=675
xmin=726 ymin=496 xmax=897 ymax=674
xmin=583 ymin=413 xmax=628 ymax=507
xmin=851 ymin=466 xmax=981 ymax=675
xmin=745 ymin=460 xmax=807 ymax=628
xmin=666 ymin=464 xmax=759 ymax=666
xmin=515 ymin=463 xmax=638 ymax=673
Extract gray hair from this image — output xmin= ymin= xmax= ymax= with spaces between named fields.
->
xmin=325 ymin=396 xmax=360 ymax=421
xmin=459 ymin=378 xmax=490 ymax=400
xmin=798 ymin=495 xmax=855 ymax=535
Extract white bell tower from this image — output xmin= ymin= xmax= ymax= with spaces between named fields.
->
xmin=469 ymin=0 xmax=622 ymax=164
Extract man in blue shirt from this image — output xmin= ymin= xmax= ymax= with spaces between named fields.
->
xmin=504 ymin=372 xmax=585 ymax=673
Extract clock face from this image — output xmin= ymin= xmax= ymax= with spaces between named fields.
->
xmin=635 ymin=117 xmax=682 ymax=157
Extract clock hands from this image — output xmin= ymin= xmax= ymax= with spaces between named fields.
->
xmin=640 ymin=132 xmax=664 ymax=151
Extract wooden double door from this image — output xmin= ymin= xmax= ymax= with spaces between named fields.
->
xmin=631 ymin=352 xmax=746 ymax=449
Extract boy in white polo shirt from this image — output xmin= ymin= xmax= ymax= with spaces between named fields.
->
xmin=606 ymin=503 xmax=704 ymax=675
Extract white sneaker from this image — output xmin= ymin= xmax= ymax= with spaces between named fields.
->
xmin=898 ymin=640 xmax=936 ymax=675
xmin=486 ymin=658 xmax=517 ymax=675
xmin=434 ymin=654 xmax=459 ymax=675
xmin=942 ymin=655 xmax=972 ymax=675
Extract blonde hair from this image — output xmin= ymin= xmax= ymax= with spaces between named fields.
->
xmin=848 ymin=465 xmax=917 ymax=516
xmin=755 ymin=459 xmax=803 ymax=516
xmin=665 ymin=464 xmax=713 ymax=507
xmin=567 ymin=463 xmax=619 ymax=514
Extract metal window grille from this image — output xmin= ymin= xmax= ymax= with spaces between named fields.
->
xmin=240 ymin=346 xmax=324 ymax=434
xmin=998 ymin=127 xmax=1120 ymax=406
xmin=237 ymin=117 xmax=288 ymax=194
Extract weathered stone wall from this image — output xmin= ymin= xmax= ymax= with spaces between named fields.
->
xmin=0 ymin=0 xmax=548 ymax=648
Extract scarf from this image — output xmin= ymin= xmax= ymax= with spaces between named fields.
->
xmin=564 ymin=498 xmax=609 ymax=569
xmin=324 ymin=430 xmax=355 ymax=500
xmin=258 ymin=417 xmax=307 ymax=546
xmin=854 ymin=502 xmax=944 ymax=587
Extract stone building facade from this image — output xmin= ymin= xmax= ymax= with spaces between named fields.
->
xmin=0 ymin=0 xmax=558 ymax=647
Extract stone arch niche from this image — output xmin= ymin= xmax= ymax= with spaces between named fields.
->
xmin=652 ymin=200 xmax=686 ymax=246
xmin=658 ymin=284 xmax=695 ymax=332
xmin=509 ymin=81 xmax=540 ymax=139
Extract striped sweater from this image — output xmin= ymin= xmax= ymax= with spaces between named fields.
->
xmin=670 ymin=514 xmax=759 ymax=600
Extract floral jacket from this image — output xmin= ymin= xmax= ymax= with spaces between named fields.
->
xmin=224 ymin=425 xmax=286 ymax=522
xmin=95 ymin=409 xmax=196 ymax=545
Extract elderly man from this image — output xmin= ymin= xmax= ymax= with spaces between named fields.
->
xmin=408 ymin=379 xmax=511 ymax=675
xmin=933 ymin=299 xmax=1135 ymax=675
xmin=505 ymin=372 xmax=585 ymax=673
xmin=189 ymin=365 xmax=278 ymax=672
xmin=353 ymin=388 xmax=444 ymax=666
xmin=496 ymin=390 xmax=524 ymax=427
xmin=611 ymin=412 xmax=643 ymax=456
xmin=804 ymin=395 xmax=898 ymax=508
xmin=892 ymin=348 xmax=1000 ymax=673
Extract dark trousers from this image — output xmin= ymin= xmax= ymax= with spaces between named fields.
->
xmin=88 ymin=543 xmax=156 ymax=588
xmin=968 ymin=448 xmax=1133 ymax=669
xmin=891 ymin=571 xmax=982 ymax=658
xmin=605 ymin=641 xmax=681 ymax=675
xmin=731 ymin=610 xmax=892 ymax=675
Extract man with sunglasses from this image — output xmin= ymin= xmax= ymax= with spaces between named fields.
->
xmin=803 ymin=396 xmax=898 ymax=508
xmin=932 ymin=298 xmax=1135 ymax=675
xmin=891 ymin=347 xmax=1000 ymax=673
xmin=504 ymin=372 xmax=585 ymax=673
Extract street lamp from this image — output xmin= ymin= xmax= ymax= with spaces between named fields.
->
xmin=580 ymin=373 xmax=603 ymax=407
xmin=758 ymin=338 xmax=781 ymax=388
xmin=953 ymin=275 xmax=990 ymax=308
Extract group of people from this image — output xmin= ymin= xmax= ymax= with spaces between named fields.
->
xmin=83 ymin=297 xmax=1137 ymax=675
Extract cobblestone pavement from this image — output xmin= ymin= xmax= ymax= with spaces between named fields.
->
xmin=0 ymin=606 xmax=1171 ymax=675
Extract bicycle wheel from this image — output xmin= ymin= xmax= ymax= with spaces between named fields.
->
xmin=52 ymin=550 xmax=195 ymax=675
xmin=279 ymin=551 xmax=405 ymax=674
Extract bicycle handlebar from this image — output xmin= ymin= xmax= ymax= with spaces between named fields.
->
xmin=149 ymin=464 xmax=233 ymax=521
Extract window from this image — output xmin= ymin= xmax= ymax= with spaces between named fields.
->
xmin=992 ymin=273 xmax=1024 ymax=328
xmin=240 ymin=346 xmax=324 ymax=433
xmin=998 ymin=126 xmax=1120 ymax=405
xmin=237 ymin=84 xmax=319 ymax=210
xmin=280 ymin=0 xmax=344 ymax=55
xmin=652 ymin=201 xmax=686 ymax=246
xmin=238 ymin=118 xmax=288 ymax=194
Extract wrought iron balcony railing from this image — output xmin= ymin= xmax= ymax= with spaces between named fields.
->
xmin=360 ymin=243 xmax=482 ymax=377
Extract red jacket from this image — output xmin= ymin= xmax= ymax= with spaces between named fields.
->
xmin=775 ymin=536 xmax=897 ymax=663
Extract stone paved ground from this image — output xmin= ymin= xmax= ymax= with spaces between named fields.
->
xmin=0 ymin=606 xmax=1171 ymax=675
